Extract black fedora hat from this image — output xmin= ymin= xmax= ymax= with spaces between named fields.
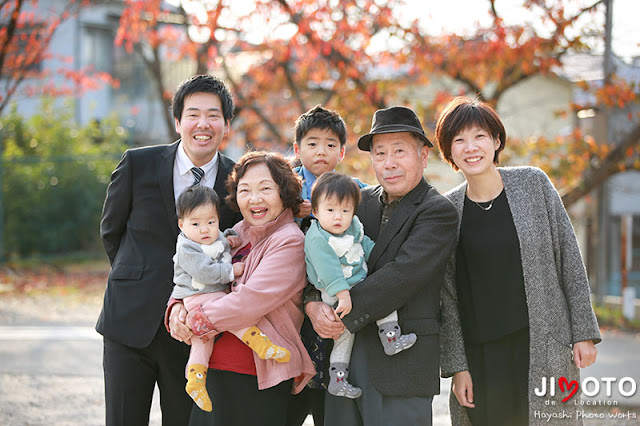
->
xmin=357 ymin=106 xmax=433 ymax=151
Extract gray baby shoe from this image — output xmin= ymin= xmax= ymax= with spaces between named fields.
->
xmin=378 ymin=321 xmax=417 ymax=355
xmin=328 ymin=362 xmax=362 ymax=399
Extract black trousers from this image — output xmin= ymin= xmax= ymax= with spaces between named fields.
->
xmin=464 ymin=326 xmax=530 ymax=426
xmin=324 ymin=334 xmax=433 ymax=426
xmin=188 ymin=369 xmax=293 ymax=426
xmin=103 ymin=324 xmax=192 ymax=426
xmin=286 ymin=387 xmax=326 ymax=426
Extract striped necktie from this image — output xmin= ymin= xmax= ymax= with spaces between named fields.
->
xmin=191 ymin=167 xmax=205 ymax=185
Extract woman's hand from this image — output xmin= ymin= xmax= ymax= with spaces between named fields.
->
xmin=168 ymin=302 xmax=193 ymax=344
xmin=296 ymin=200 xmax=312 ymax=218
xmin=305 ymin=301 xmax=344 ymax=339
xmin=226 ymin=235 xmax=242 ymax=249
xmin=233 ymin=261 xmax=245 ymax=277
xmin=452 ymin=370 xmax=475 ymax=408
xmin=573 ymin=340 xmax=597 ymax=368
xmin=334 ymin=290 xmax=352 ymax=319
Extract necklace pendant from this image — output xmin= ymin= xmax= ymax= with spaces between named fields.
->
xmin=474 ymin=199 xmax=494 ymax=211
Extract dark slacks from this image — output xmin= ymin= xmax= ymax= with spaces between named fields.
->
xmin=324 ymin=334 xmax=433 ymax=426
xmin=189 ymin=369 xmax=293 ymax=426
xmin=103 ymin=324 xmax=192 ymax=426
xmin=464 ymin=326 xmax=529 ymax=426
xmin=286 ymin=387 xmax=326 ymax=426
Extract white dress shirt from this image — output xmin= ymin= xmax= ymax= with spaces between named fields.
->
xmin=173 ymin=142 xmax=219 ymax=202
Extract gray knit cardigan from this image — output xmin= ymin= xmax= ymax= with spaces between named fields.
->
xmin=440 ymin=166 xmax=601 ymax=426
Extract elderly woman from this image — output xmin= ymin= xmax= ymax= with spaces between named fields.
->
xmin=168 ymin=151 xmax=315 ymax=425
xmin=435 ymin=97 xmax=601 ymax=426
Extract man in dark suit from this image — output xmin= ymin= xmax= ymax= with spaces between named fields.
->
xmin=306 ymin=106 xmax=458 ymax=425
xmin=96 ymin=75 xmax=242 ymax=426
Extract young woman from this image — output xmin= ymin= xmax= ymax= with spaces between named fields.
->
xmin=435 ymin=97 xmax=601 ymax=426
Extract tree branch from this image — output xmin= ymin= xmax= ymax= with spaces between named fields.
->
xmin=320 ymin=89 xmax=336 ymax=106
xmin=275 ymin=0 xmax=386 ymax=109
xmin=489 ymin=0 xmax=499 ymax=22
xmin=564 ymin=0 xmax=604 ymax=26
xmin=561 ymin=122 xmax=640 ymax=207
xmin=282 ymin=60 xmax=307 ymax=113
xmin=0 ymin=0 xmax=23 ymax=75
xmin=134 ymin=43 xmax=174 ymax=138
xmin=220 ymin=58 xmax=286 ymax=144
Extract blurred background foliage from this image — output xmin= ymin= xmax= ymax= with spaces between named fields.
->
xmin=0 ymin=100 xmax=127 ymax=258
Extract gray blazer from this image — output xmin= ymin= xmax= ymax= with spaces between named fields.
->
xmin=342 ymin=179 xmax=458 ymax=396
xmin=440 ymin=166 xmax=601 ymax=425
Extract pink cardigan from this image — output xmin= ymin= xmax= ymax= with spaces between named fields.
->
xmin=188 ymin=209 xmax=314 ymax=393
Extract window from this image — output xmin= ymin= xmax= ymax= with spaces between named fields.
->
xmin=82 ymin=25 xmax=113 ymax=73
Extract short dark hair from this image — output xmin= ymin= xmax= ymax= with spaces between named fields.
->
xmin=172 ymin=75 xmax=234 ymax=123
xmin=311 ymin=171 xmax=361 ymax=212
xmin=294 ymin=105 xmax=347 ymax=147
xmin=176 ymin=185 xmax=220 ymax=220
xmin=226 ymin=151 xmax=303 ymax=215
xmin=434 ymin=96 xmax=506 ymax=171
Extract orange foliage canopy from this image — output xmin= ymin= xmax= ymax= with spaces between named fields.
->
xmin=114 ymin=0 xmax=638 ymax=206
xmin=4 ymin=0 xmax=639 ymax=205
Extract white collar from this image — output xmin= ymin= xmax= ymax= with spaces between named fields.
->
xmin=176 ymin=142 xmax=219 ymax=178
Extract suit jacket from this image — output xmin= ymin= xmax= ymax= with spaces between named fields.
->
xmin=440 ymin=167 xmax=601 ymax=425
xmin=342 ymin=178 xmax=458 ymax=396
xmin=96 ymin=141 xmax=241 ymax=348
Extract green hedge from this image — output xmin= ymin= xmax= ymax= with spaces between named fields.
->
xmin=0 ymin=100 xmax=128 ymax=258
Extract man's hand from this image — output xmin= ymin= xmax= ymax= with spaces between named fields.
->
xmin=296 ymin=200 xmax=312 ymax=219
xmin=573 ymin=340 xmax=597 ymax=368
xmin=452 ymin=370 xmax=475 ymax=408
xmin=334 ymin=290 xmax=352 ymax=319
xmin=168 ymin=302 xmax=193 ymax=344
xmin=305 ymin=301 xmax=344 ymax=340
xmin=233 ymin=261 xmax=245 ymax=277
xmin=227 ymin=235 xmax=242 ymax=249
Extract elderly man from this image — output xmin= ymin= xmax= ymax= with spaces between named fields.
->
xmin=306 ymin=106 xmax=458 ymax=426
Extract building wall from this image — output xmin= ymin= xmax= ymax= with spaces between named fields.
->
xmin=498 ymin=75 xmax=574 ymax=140
xmin=394 ymin=74 xmax=575 ymax=192
xmin=604 ymin=102 xmax=640 ymax=296
xmin=7 ymin=1 xmax=180 ymax=146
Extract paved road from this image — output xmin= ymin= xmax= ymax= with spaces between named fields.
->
xmin=0 ymin=325 xmax=163 ymax=426
xmin=0 ymin=323 xmax=450 ymax=425
xmin=0 ymin=290 xmax=638 ymax=425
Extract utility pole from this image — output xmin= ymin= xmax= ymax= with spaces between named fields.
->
xmin=0 ymin=131 xmax=3 ymax=263
xmin=595 ymin=0 xmax=614 ymax=302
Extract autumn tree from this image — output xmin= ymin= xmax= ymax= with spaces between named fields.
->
xmin=115 ymin=0 xmax=406 ymax=158
xmin=0 ymin=0 xmax=117 ymax=116
xmin=116 ymin=0 xmax=639 ymax=206
xmin=404 ymin=0 xmax=639 ymax=206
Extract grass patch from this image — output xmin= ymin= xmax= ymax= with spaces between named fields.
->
xmin=0 ymin=255 xmax=109 ymax=295
xmin=594 ymin=304 xmax=640 ymax=332
xmin=1 ymin=251 xmax=107 ymax=268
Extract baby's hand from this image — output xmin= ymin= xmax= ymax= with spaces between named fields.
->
xmin=233 ymin=261 xmax=245 ymax=277
xmin=227 ymin=235 xmax=242 ymax=248
xmin=334 ymin=290 xmax=352 ymax=319
xmin=296 ymin=199 xmax=312 ymax=218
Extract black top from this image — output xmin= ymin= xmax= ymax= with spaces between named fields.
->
xmin=455 ymin=189 xmax=529 ymax=343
